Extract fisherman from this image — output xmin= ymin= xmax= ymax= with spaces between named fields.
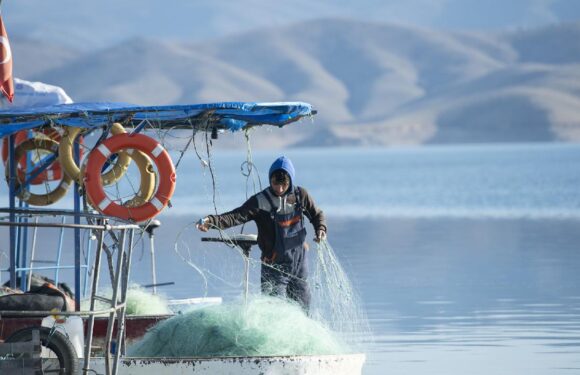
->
xmin=196 ymin=156 xmax=326 ymax=311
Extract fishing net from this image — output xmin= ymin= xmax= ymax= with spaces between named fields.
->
xmin=170 ymin=223 xmax=371 ymax=355
xmin=127 ymin=295 xmax=348 ymax=357
xmin=310 ymin=239 xmax=371 ymax=348
xmin=124 ymin=287 xmax=171 ymax=315
xmin=154 ymin=134 xmax=370 ymax=356
xmin=82 ymin=286 xmax=170 ymax=316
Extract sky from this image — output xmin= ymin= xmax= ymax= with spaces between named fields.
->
xmin=2 ymin=0 xmax=580 ymax=49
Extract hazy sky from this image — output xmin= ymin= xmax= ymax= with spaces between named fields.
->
xmin=2 ymin=0 xmax=580 ymax=49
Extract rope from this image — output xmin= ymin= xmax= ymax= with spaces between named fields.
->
xmin=173 ymin=136 xmax=193 ymax=170
xmin=241 ymin=128 xmax=262 ymax=199
xmin=204 ymin=129 xmax=219 ymax=216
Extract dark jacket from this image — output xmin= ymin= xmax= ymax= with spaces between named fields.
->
xmin=206 ymin=186 xmax=326 ymax=259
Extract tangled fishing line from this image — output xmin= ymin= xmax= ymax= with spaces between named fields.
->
xmin=311 ymin=239 xmax=371 ymax=348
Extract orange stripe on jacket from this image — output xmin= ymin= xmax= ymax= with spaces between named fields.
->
xmin=278 ymin=215 xmax=301 ymax=227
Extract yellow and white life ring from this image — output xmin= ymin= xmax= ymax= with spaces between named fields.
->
xmin=2 ymin=128 xmax=64 ymax=184
xmin=59 ymin=123 xmax=131 ymax=184
xmin=6 ymin=138 xmax=73 ymax=206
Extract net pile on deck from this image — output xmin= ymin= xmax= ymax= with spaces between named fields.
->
xmin=82 ymin=286 xmax=170 ymax=316
xmin=128 ymin=296 xmax=348 ymax=357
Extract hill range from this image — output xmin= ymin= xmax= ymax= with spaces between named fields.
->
xmin=11 ymin=19 xmax=580 ymax=148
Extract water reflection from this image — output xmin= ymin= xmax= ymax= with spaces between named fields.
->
xmin=119 ymin=213 xmax=580 ymax=374
xmin=346 ymin=218 xmax=580 ymax=374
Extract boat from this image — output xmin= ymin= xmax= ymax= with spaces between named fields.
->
xmin=0 ymin=101 xmax=365 ymax=374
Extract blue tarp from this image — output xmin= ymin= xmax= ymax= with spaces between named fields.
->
xmin=0 ymin=102 xmax=314 ymax=138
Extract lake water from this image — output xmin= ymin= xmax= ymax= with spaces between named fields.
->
xmin=150 ymin=142 xmax=580 ymax=375
xmin=2 ymin=142 xmax=580 ymax=374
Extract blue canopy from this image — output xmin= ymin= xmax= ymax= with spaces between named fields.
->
xmin=0 ymin=101 xmax=315 ymax=138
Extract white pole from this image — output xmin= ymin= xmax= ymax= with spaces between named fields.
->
xmin=27 ymin=217 xmax=39 ymax=289
xmin=243 ymin=254 xmax=249 ymax=305
xmin=144 ymin=220 xmax=161 ymax=295
xmin=150 ymin=233 xmax=157 ymax=295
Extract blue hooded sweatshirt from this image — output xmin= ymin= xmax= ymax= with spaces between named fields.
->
xmin=269 ymin=156 xmax=296 ymax=191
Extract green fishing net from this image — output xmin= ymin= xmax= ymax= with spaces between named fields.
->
xmin=127 ymin=295 xmax=348 ymax=357
xmin=310 ymin=239 xmax=371 ymax=348
xmin=82 ymin=286 xmax=171 ymax=316
xmin=124 ymin=288 xmax=171 ymax=315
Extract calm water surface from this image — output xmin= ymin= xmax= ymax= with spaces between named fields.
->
xmin=152 ymin=143 xmax=580 ymax=374
xmin=2 ymin=143 xmax=580 ymax=374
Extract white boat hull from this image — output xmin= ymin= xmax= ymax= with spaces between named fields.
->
xmin=86 ymin=353 xmax=366 ymax=374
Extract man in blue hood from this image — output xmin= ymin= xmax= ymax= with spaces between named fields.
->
xmin=197 ymin=156 xmax=326 ymax=310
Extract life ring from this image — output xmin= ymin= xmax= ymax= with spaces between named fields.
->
xmin=59 ymin=123 xmax=130 ymax=184
xmin=6 ymin=138 xmax=73 ymax=206
xmin=2 ymin=128 xmax=63 ymax=184
xmin=81 ymin=147 xmax=156 ymax=209
xmin=84 ymin=133 xmax=175 ymax=222
xmin=2 ymin=128 xmax=63 ymax=163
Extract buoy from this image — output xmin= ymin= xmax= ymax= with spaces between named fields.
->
xmin=6 ymin=138 xmax=73 ymax=206
xmin=59 ymin=123 xmax=130 ymax=184
xmin=84 ymin=133 xmax=175 ymax=222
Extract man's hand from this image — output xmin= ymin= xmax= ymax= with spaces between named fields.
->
xmin=314 ymin=229 xmax=326 ymax=243
xmin=196 ymin=217 xmax=210 ymax=232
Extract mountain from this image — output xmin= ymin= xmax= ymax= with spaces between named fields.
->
xmin=5 ymin=0 xmax=579 ymax=49
xmin=15 ymin=19 xmax=580 ymax=148
xmin=11 ymin=37 xmax=82 ymax=79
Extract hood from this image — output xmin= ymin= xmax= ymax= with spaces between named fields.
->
xmin=269 ymin=156 xmax=296 ymax=190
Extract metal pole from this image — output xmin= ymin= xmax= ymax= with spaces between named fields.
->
xmin=144 ymin=220 xmax=161 ymax=295
xmin=20 ymin=131 xmax=32 ymax=291
xmin=113 ymin=228 xmax=135 ymax=375
xmin=27 ymin=217 xmax=39 ymax=289
xmin=83 ymin=220 xmax=105 ymax=375
xmin=55 ymin=216 xmax=66 ymax=284
xmin=243 ymin=252 xmax=250 ymax=305
xmin=9 ymin=133 xmax=17 ymax=289
xmin=74 ymin=141 xmax=82 ymax=310
xmin=15 ymin=200 xmax=24 ymax=290
xmin=105 ymin=229 xmax=126 ymax=375
xmin=19 ymin=202 xmax=29 ymax=291
xmin=150 ymin=233 xmax=157 ymax=295
xmin=83 ymin=231 xmax=94 ymax=298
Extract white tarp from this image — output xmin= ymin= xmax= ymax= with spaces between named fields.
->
xmin=0 ymin=78 xmax=73 ymax=109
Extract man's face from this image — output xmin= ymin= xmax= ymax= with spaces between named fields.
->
xmin=270 ymin=177 xmax=290 ymax=196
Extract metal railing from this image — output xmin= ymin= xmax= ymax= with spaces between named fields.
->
xmin=0 ymin=209 xmax=140 ymax=375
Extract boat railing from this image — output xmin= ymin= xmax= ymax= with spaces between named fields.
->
xmin=0 ymin=208 xmax=141 ymax=375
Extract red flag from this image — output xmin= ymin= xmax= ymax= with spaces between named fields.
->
xmin=0 ymin=15 xmax=14 ymax=103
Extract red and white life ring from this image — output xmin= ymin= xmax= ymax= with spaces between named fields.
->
xmin=83 ymin=133 xmax=176 ymax=222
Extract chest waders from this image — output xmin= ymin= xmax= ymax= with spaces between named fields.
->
xmin=260 ymin=188 xmax=311 ymax=311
